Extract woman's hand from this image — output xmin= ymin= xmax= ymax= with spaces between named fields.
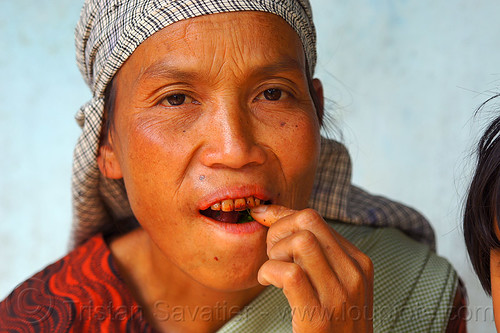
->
xmin=251 ymin=205 xmax=374 ymax=333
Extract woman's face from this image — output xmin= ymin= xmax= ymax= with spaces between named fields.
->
xmin=103 ymin=11 xmax=322 ymax=292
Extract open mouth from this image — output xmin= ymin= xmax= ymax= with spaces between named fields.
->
xmin=200 ymin=196 xmax=270 ymax=224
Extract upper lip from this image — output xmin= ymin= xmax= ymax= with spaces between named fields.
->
xmin=197 ymin=185 xmax=273 ymax=211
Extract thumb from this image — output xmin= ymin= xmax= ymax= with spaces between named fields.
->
xmin=250 ymin=204 xmax=296 ymax=227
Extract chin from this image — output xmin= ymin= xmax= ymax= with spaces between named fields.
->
xmin=211 ymin=277 xmax=262 ymax=293
xmin=193 ymin=253 xmax=267 ymax=292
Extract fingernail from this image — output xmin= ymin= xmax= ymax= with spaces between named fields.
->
xmin=251 ymin=205 xmax=267 ymax=213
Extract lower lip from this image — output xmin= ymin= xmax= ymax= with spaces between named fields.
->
xmin=200 ymin=215 xmax=266 ymax=234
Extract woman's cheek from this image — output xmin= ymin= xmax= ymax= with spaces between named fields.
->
xmin=280 ymin=116 xmax=320 ymax=166
xmin=116 ymin=126 xmax=181 ymax=218
xmin=272 ymin=115 xmax=320 ymax=207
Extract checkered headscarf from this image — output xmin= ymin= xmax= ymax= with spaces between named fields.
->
xmin=72 ymin=0 xmax=317 ymax=247
xmin=72 ymin=0 xmax=435 ymax=249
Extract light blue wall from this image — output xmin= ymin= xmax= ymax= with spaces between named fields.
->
xmin=0 ymin=0 xmax=87 ymax=308
xmin=1 ymin=1 xmax=498 ymax=331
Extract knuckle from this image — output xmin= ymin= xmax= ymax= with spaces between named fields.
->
xmin=283 ymin=263 xmax=305 ymax=287
xmin=340 ymin=262 xmax=370 ymax=294
xmin=351 ymin=252 xmax=374 ymax=280
xmin=296 ymin=208 xmax=323 ymax=228
xmin=332 ymin=287 xmax=349 ymax=305
xmin=348 ymin=269 xmax=365 ymax=288
xmin=310 ymin=319 xmax=330 ymax=333
xmin=293 ymin=230 xmax=318 ymax=252
xmin=360 ymin=254 xmax=374 ymax=278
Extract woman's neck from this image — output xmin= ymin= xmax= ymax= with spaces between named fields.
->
xmin=109 ymin=228 xmax=266 ymax=332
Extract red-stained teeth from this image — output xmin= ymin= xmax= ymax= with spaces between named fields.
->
xmin=208 ymin=196 xmax=266 ymax=212
xmin=234 ymin=198 xmax=246 ymax=211
xmin=246 ymin=196 xmax=255 ymax=208
xmin=221 ymin=199 xmax=234 ymax=212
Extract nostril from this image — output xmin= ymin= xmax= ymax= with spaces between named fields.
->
xmin=200 ymin=132 xmax=267 ymax=169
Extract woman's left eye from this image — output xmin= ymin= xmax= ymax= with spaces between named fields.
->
xmin=160 ymin=93 xmax=198 ymax=107
xmin=255 ymin=88 xmax=288 ymax=101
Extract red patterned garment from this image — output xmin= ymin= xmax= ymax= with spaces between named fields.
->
xmin=0 ymin=235 xmax=154 ymax=332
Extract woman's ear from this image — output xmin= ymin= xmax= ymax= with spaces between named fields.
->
xmin=97 ymin=143 xmax=123 ymax=179
xmin=312 ymin=78 xmax=324 ymax=124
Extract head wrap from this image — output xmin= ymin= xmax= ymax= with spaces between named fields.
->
xmin=72 ymin=0 xmax=317 ymax=247
xmin=72 ymin=0 xmax=436 ymax=251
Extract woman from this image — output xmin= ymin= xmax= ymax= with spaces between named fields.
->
xmin=0 ymin=0 xmax=462 ymax=331
xmin=464 ymin=96 xmax=500 ymax=330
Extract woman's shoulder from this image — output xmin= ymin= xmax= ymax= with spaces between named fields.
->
xmin=0 ymin=234 xmax=151 ymax=332
xmin=331 ymin=221 xmax=457 ymax=288
xmin=330 ymin=221 xmax=459 ymax=332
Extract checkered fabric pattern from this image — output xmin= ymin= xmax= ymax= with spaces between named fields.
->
xmin=335 ymin=223 xmax=455 ymax=332
xmin=310 ymin=138 xmax=436 ymax=250
xmin=71 ymin=0 xmax=435 ymax=250
xmin=216 ymin=222 xmax=456 ymax=332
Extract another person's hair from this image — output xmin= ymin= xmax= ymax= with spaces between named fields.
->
xmin=464 ymin=94 xmax=500 ymax=294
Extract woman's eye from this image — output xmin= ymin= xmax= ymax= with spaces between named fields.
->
xmin=160 ymin=94 xmax=198 ymax=106
xmin=255 ymin=88 xmax=288 ymax=101
xmin=263 ymin=88 xmax=282 ymax=101
xmin=166 ymin=94 xmax=186 ymax=105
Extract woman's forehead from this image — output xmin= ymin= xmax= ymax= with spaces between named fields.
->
xmin=122 ymin=11 xmax=307 ymax=80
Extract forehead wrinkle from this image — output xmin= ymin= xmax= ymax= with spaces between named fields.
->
xmin=138 ymin=63 xmax=201 ymax=83
xmin=200 ymin=39 xmax=306 ymax=87
xmin=181 ymin=12 xmax=292 ymax=82
xmin=130 ymin=13 xmax=307 ymax=89
xmin=134 ymin=55 xmax=306 ymax=95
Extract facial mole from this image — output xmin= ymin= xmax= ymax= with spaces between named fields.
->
xmin=280 ymin=122 xmax=286 ymax=127
xmin=214 ymin=256 xmax=219 ymax=261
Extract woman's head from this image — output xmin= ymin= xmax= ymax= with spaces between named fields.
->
xmin=464 ymin=95 xmax=500 ymax=295
xmin=93 ymin=11 xmax=322 ymax=290
xmin=72 ymin=0 xmax=321 ymax=249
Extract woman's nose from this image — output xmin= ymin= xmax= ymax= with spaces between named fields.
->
xmin=199 ymin=103 xmax=267 ymax=169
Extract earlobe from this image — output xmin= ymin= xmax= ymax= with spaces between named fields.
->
xmin=97 ymin=144 xmax=123 ymax=179
xmin=312 ymin=78 xmax=324 ymax=124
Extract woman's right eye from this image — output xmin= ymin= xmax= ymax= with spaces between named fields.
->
xmin=160 ymin=93 xmax=199 ymax=107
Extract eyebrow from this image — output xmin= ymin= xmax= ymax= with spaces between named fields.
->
xmin=138 ymin=56 xmax=306 ymax=83
xmin=249 ymin=57 xmax=306 ymax=78
xmin=139 ymin=63 xmax=200 ymax=82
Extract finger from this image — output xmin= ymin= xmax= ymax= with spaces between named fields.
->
xmin=252 ymin=204 xmax=368 ymax=272
xmin=261 ymin=207 xmax=333 ymax=252
xmin=268 ymin=228 xmax=372 ymax=309
xmin=268 ymin=230 xmax=340 ymax=296
xmin=254 ymin=206 xmax=373 ymax=296
xmin=333 ymin=230 xmax=374 ymax=279
xmin=258 ymin=260 xmax=334 ymax=332
xmin=258 ymin=260 xmax=320 ymax=306
xmin=250 ymin=204 xmax=295 ymax=227
xmin=264 ymin=207 xmax=370 ymax=272
xmin=263 ymin=209 xmax=372 ymax=296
